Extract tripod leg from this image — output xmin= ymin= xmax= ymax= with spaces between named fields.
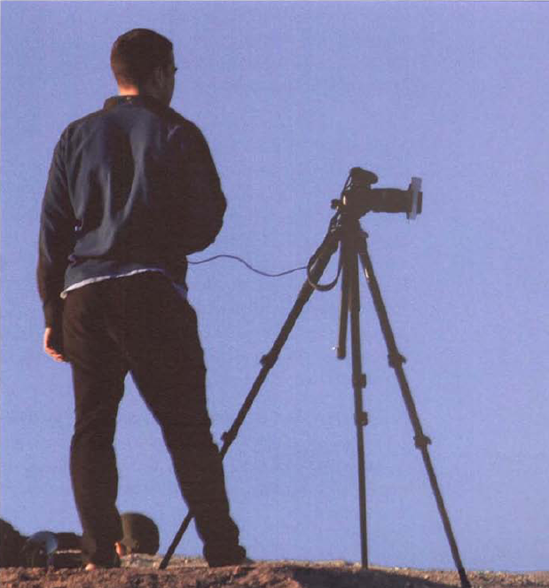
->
xmin=356 ymin=230 xmax=471 ymax=588
xmin=347 ymin=238 xmax=369 ymax=569
xmin=160 ymin=229 xmax=341 ymax=569
xmin=337 ymin=240 xmax=350 ymax=360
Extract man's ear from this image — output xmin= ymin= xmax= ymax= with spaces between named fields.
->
xmin=157 ymin=65 xmax=170 ymax=84
xmin=150 ymin=66 xmax=164 ymax=88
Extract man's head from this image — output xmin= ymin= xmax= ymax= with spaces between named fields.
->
xmin=111 ymin=29 xmax=177 ymax=105
xmin=115 ymin=512 xmax=160 ymax=557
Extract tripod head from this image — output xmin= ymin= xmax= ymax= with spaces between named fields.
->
xmin=308 ymin=167 xmax=424 ymax=293
xmin=332 ymin=167 xmax=423 ymax=220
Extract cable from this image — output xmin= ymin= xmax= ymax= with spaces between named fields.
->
xmin=188 ymin=254 xmax=307 ymax=278
xmin=188 ymin=207 xmax=344 ymax=284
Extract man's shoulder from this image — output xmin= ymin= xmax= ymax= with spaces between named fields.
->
xmin=164 ymin=108 xmax=212 ymax=150
xmin=164 ymin=106 xmax=202 ymax=135
xmin=61 ymin=106 xmax=109 ymax=140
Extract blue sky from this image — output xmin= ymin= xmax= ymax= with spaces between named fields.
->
xmin=1 ymin=0 xmax=548 ymax=572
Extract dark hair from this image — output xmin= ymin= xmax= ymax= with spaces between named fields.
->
xmin=119 ymin=512 xmax=160 ymax=555
xmin=111 ymin=29 xmax=173 ymax=87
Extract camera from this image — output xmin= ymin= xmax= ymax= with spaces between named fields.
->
xmin=338 ymin=167 xmax=423 ymax=219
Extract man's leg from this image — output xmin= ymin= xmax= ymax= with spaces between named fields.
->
xmin=122 ymin=274 xmax=246 ymax=565
xmin=63 ymin=284 xmax=127 ymax=566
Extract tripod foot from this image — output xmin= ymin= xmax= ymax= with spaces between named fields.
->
xmin=459 ymin=568 xmax=472 ymax=588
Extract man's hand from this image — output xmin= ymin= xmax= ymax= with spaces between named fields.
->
xmin=43 ymin=327 xmax=66 ymax=362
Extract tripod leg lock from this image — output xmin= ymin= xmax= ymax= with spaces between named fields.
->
xmin=353 ymin=373 xmax=367 ymax=389
xmin=260 ymin=352 xmax=277 ymax=369
xmin=355 ymin=411 xmax=369 ymax=427
xmin=414 ymin=434 xmax=432 ymax=449
xmin=388 ymin=352 xmax=407 ymax=368
xmin=221 ymin=429 xmax=236 ymax=445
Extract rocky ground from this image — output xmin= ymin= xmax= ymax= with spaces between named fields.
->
xmin=1 ymin=555 xmax=548 ymax=588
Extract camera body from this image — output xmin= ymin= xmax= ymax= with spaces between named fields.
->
xmin=341 ymin=167 xmax=422 ymax=219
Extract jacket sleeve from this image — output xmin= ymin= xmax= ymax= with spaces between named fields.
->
xmin=177 ymin=123 xmax=227 ymax=255
xmin=37 ymin=132 xmax=75 ymax=327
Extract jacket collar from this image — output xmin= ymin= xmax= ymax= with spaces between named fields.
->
xmin=103 ymin=95 xmax=167 ymax=111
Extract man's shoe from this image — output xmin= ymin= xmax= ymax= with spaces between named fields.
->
xmin=208 ymin=556 xmax=254 ymax=568
xmin=205 ymin=542 xmax=250 ymax=568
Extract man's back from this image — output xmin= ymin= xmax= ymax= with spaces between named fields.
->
xmin=38 ymin=95 xmax=226 ymax=319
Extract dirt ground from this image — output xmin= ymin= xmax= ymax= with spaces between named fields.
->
xmin=1 ymin=555 xmax=548 ymax=588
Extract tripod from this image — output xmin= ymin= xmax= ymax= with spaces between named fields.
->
xmin=161 ymin=173 xmax=471 ymax=588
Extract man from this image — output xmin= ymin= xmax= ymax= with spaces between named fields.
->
xmin=37 ymin=29 xmax=246 ymax=570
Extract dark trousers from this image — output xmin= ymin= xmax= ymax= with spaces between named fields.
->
xmin=62 ymin=272 xmax=244 ymax=566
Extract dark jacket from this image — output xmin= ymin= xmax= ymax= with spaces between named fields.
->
xmin=37 ymin=95 xmax=226 ymax=327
